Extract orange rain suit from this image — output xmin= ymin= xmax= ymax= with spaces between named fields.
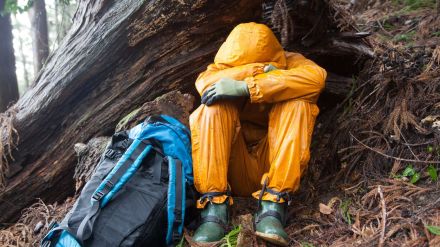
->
xmin=190 ymin=23 xmax=327 ymax=208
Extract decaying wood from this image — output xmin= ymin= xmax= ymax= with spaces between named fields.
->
xmin=115 ymin=91 xmax=194 ymax=132
xmin=0 ymin=0 xmax=371 ymax=223
xmin=0 ymin=0 xmax=261 ymax=223
xmin=306 ymin=38 xmax=374 ymax=60
xmin=325 ymin=73 xmax=354 ymax=97
xmin=73 ymin=91 xmax=194 ymax=192
xmin=73 ymin=137 xmax=109 ymax=192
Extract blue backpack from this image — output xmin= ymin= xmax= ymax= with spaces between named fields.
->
xmin=41 ymin=115 xmax=194 ymax=247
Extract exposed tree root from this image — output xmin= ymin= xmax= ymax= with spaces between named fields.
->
xmin=0 ymin=108 xmax=18 ymax=190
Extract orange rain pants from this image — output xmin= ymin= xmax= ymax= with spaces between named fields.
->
xmin=190 ymin=23 xmax=327 ymax=207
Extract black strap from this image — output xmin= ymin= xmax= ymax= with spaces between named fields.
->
xmin=257 ymin=178 xmax=291 ymax=207
xmin=92 ymin=139 xmax=150 ymax=201
xmin=196 ymin=190 xmax=230 ymax=232
xmin=199 ymin=215 xmax=228 ymax=231
xmin=255 ymin=210 xmax=283 ymax=225
xmin=152 ymin=152 xmax=165 ymax=184
xmin=199 ymin=191 xmax=231 ymax=204
xmin=104 ymin=149 xmax=121 ymax=160
xmin=76 ymin=200 xmax=101 ymax=242
xmin=171 ymin=159 xmax=183 ymax=244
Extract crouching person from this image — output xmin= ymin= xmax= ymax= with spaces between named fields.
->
xmin=189 ymin=22 xmax=326 ymax=246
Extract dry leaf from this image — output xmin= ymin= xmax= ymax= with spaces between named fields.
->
xmin=319 ymin=203 xmax=333 ymax=215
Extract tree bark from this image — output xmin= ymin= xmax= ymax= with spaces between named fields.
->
xmin=0 ymin=0 xmax=263 ymax=223
xmin=0 ymin=0 xmax=19 ymax=112
xmin=0 ymin=0 xmax=371 ymax=223
xmin=29 ymin=0 xmax=49 ymax=75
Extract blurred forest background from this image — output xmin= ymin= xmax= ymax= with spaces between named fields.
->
xmin=1 ymin=0 xmax=77 ymax=109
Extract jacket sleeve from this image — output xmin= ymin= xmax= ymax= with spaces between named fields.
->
xmin=195 ymin=63 xmax=265 ymax=96
xmin=244 ymin=52 xmax=327 ymax=104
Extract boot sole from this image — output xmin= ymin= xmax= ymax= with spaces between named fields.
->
xmin=255 ymin=231 xmax=288 ymax=247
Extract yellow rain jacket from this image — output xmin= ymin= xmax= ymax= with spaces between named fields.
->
xmin=189 ymin=23 xmax=326 ymax=207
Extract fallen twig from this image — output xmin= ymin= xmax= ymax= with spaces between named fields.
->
xmin=350 ymin=132 xmax=440 ymax=164
xmin=378 ymin=185 xmax=386 ymax=247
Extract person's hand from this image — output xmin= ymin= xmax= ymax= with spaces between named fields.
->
xmin=201 ymin=78 xmax=249 ymax=106
xmin=264 ymin=64 xmax=278 ymax=73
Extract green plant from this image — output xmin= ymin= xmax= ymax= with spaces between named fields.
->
xmin=340 ymin=199 xmax=352 ymax=225
xmin=404 ymin=0 xmax=436 ymax=10
xmin=2 ymin=0 xmax=33 ymax=14
xmin=383 ymin=22 xmax=394 ymax=30
xmin=426 ymin=225 xmax=440 ymax=235
xmin=301 ymin=242 xmax=316 ymax=247
xmin=427 ymin=145 xmax=434 ymax=153
xmin=400 ymin=164 xmax=421 ymax=184
xmin=402 ymin=164 xmax=416 ymax=176
xmin=410 ymin=172 xmax=420 ymax=183
xmin=175 ymin=236 xmax=185 ymax=247
xmin=393 ymin=0 xmax=436 ymax=10
xmin=427 ymin=165 xmax=438 ymax=181
xmin=221 ymin=225 xmax=241 ymax=247
xmin=393 ymin=30 xmax=416 ymax=42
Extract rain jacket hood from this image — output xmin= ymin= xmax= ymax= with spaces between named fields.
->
xmin=214 ymin=22 xmax=287 ymax=69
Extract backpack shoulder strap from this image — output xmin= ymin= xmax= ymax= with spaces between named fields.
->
xmin=94 ymin=139 xmax=153 ymax=206
xmin=166 ymin=157 xmax=186 ymax=245
xmin=76 ymin=139 xmax=155 ymax=242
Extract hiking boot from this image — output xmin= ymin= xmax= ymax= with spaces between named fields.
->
xmin=254 ymin=200 xmax=289 ymax=246
xmin=193 ymin=202 xmax=228 ymax=243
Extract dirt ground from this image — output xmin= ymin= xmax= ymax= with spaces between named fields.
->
xmin=277 ymin=1 xmax=440 ymax=246
xmin=1 ymin=0 xmax=440 ymax=246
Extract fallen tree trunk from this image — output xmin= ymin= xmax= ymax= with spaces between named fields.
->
xmin=0 ymin=0 xmax=262 ymax=223
xmin=0 ymin=0 xmax=372 ymax=223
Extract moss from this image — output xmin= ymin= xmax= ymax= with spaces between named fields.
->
xmin=393 ymin=0 xmax=436 ymax=11
xmin=393 ymin=30 xmax=416 ymax=42
xmin=116 ymin=108 xmax=141 ymax=131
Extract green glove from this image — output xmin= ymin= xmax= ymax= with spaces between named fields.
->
xmin=201 ymin=78 xmax=249 ymax=106
xmin=264 ymin=64 xmax=278 ymax=73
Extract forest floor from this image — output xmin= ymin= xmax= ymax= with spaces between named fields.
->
xmin=1 ymin=1 xmax=440 ymax=247
xmin=275 ymin=1 xmax=440 ymax=246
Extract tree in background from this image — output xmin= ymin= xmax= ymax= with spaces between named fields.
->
xmin=0 ymin=0 xmax=19 ymax=112
xmin=29 ymin=0 xmax=49 ymax=75
xmin=15 ymin=20 xmax=30 ymax=87
xmin=10 ymin=0 xmax=75 ymax=93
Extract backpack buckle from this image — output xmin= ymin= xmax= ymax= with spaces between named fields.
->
xmin=104 ymin=149 xmax=118 ymax=159
xmin=48 ymin=221 xmax=58 ymax=230
xmin=92 ymin=191 xmax=104 ymax=201
xmin=172 ymin=232 xmax=181 ymax=243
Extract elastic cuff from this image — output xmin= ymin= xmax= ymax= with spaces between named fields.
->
xmin=252 ymin=191 xmax=287 ymax=203
xmin=196 ymin=195 xmax=234 ymax=209
xmin=253 ymin=65 xmax=265 ymax=76
xmin=244 ymin=77 xmax=263 ymax=103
